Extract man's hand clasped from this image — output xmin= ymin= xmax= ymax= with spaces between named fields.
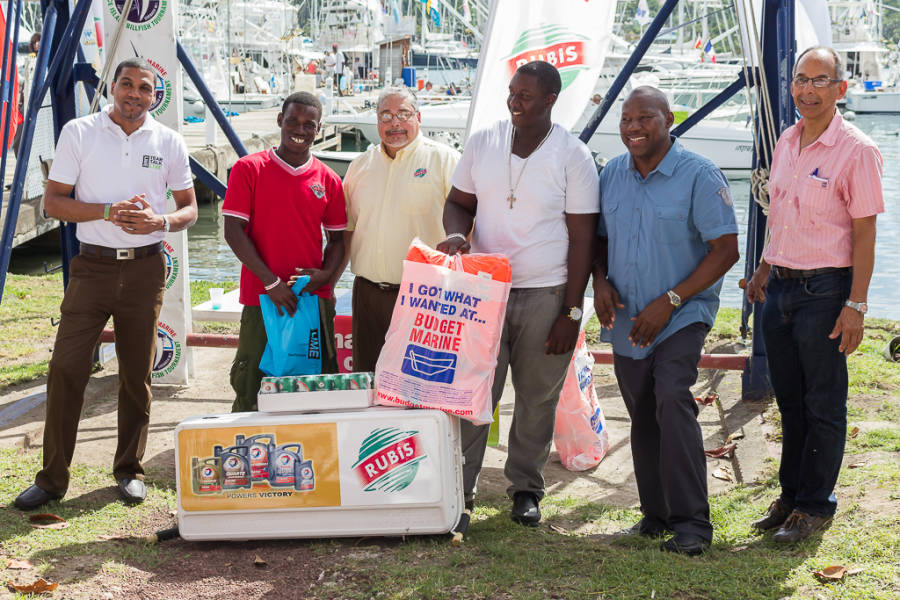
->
xmin=629 ymin=294 xmax=675 ymax=348
xmin=111 ymin=194 xmax=166 ymax=234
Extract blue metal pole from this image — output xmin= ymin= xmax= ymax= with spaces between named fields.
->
xmin=672 ymin=72 xmax=752 ymax=137
xmin=0 ymin=4 xmax=57 ymax=304
xmin=579 ymin=0 xmax=681 ymax=143
xmin=189 ymin=156 xmax=227 ymax=199
xmin=741 ymin=0 xmax=794 ymax=401
xmin=177 ymin=40 xmax=249 ymax=157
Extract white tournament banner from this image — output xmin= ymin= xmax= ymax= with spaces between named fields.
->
xmin=465 ymin=0 xmax=617 ymax=139
xmin=103 ymin=0 xmax=193 ymax=383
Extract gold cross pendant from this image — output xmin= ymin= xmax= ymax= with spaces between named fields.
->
xmin=507 ymin=194 xmax=516 ymax=209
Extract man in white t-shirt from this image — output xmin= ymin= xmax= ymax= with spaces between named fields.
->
xmin=438 ymin=61 xmax=599 ymax=526
xmin=14 ymin=58 xmax=197 ymax=511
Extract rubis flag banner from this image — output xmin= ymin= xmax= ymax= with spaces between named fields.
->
xmin=465 ymin=0 xmax=617 ymax=138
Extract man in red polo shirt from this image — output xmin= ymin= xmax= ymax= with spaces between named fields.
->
xmin=223 ymin=91 xmax=346 ymax=412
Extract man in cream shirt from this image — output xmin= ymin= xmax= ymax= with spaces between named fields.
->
xmin=338 ymin=87 xmax=460 ymax=371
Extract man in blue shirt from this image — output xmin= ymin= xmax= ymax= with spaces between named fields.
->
xmin=593 ymin=86 xmax=739 ymax=555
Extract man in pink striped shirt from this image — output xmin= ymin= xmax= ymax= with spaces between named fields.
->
xmin=745 ymin=46 xmax=883 ymax=543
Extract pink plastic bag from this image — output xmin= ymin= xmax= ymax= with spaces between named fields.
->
xmin=374 ymin=239 xmax=511 ymax=424
xmin=554 ymin=331 xmax=610 ymax=471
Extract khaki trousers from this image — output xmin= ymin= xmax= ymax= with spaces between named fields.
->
xmin=36 ymin=252 xmax=165 ymax=494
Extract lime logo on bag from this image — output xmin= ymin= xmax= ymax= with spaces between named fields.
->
xmin=352 ymin=428 xmax=425 ymax=492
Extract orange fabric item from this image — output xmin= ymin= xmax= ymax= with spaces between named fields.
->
xmin=405 ymin=240 xmax=512 ymax=283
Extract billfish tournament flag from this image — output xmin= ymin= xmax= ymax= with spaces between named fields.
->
xmin=103 ymin=0 xmax=193 ymax=384
xmin=465 ymin=0 xmax=617 ymax=138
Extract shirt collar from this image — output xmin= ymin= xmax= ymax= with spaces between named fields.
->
xmin=628 ymin=136 xmax=682 ymax=178
xmin=379 ymin=133 xmax=422 ymax=161
xmin=791 ymin=110 xmax=842 ymax=149
xmin=101 ymin=104 xmax=156 ymax=135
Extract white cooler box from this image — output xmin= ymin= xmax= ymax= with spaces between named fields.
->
xmin=175 ymin=407 xmax=463 ymax=541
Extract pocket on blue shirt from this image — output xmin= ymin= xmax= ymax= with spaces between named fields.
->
xmin=654 ymin=204 xmax=691 ymax=244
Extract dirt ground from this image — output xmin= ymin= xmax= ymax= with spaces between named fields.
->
xmin=0 ymin=343 xmax=768 ymax=599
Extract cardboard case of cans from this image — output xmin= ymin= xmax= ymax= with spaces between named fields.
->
xmin=174 ymin=407 xmax=463 ymax=540
xmin=258 ymin=372 xmax=376 ymax=413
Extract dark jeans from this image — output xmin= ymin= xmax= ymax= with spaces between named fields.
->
xmin=761 ymin=269 xmax=852 ymax=517
xmin=613 ymin=322 xmax=712 ymax=541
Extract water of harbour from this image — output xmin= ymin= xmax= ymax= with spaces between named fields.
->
xmin=186 ymin=113 xmax=900 ymax=321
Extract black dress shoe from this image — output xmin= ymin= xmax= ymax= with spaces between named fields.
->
xmin=14 ymin=484 xmax=63 ymax=511
xmin=619 ymin=517 xmax=668 ymax=537
xmin=510 ymin=491 xmax=541 ymax=527
xmin=661 ymin=532 xmax=710 ymax=556
xmin=117 ymin=478 xmax=147 ymax=504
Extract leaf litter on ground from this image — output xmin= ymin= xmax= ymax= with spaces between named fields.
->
xmin=28 ymin=513 xmax=69 ymax=530
xmin=7 ymin=578 xmax=58 ymax=594
xmin=705 ymin=442 xmax=737 ymax=458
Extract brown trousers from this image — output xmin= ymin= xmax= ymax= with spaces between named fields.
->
xmin=36 ymin=252 xmax=165 ymax=494
xmin=351 ymin=276 xmax=400 ymax=372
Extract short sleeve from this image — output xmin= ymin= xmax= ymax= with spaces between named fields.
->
xmin=441 ymin=147 xmax=462 ymax=198
xmin=166 ymin=133 xmax=194 ymax=191
xmin=564 ymin=139 xmax=599 ymax=214
xmin=845 ymin=144 xmax=884 ymax=218
xmin=342 ymin=159 xmax=361 ymax=231
xmin=450 ymin=131 xmax=480 ymax=194
xmin=690 ymin=164 xmax=739 ymax=242
xmin=323 ymin=172 xmax=347 ymax=231
xmin=47 ymin=122 xmax=80 ymax=186
xmin=221 ymin=158 xmax=253 ymax=221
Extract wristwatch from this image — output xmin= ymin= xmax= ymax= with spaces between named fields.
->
xmin=161 ymin=215 xmax=170 ymax=233
xmin=844 ymin=299 xmax=868 ymax=314
xmin=666 ymin=289 xmax=682 ymax=307
xmin=565 ymin=306 xmax=583 ymax=322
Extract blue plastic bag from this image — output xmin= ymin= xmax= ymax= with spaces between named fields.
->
xmin=258 ymin=275 xmax=322 ymax=376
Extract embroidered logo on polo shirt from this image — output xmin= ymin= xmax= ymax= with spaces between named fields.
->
xmin=310 ymin=183 xmax=326 ymax=199
xmin=142 ymin=154 xmax=163 ymax=170
xmin=717 ymin=187 xmax=732 ymax=207
xmin=413 ymin=168 xmax=427 ymax=178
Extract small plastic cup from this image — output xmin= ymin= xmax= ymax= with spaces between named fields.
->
xmin=209 ymin=288 xmax=224 ymax=310
xmin=883 ymin=336 xmax=900 ymax=363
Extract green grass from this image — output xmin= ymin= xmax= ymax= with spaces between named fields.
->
xmin=189 ymin=279 xmax=240 ymax=335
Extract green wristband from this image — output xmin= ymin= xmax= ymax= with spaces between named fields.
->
xmin=103 ymin=203 xmax=112 ymax=221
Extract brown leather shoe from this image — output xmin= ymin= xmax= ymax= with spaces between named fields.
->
xmin=772 ymin=510 xmax=832 ymax=543
xmin=752 ymin=498 xmax=793 ymax=532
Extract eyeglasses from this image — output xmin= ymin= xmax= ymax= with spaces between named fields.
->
xmin=791 ymin=75 xmax=841 ymax=88
xmin=378 ymin=110 xmax=415 ymax=123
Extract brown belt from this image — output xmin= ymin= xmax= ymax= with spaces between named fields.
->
xmin=79 ymin=242 xmax=163 ymax=260
xmin=358 ymin=276 xmax=400 ymax=291
xmin=770 ymin=266 xmax=849 ymax=280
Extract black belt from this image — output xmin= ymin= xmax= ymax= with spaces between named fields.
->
xmin=359 ymin=276 xmax=400 ymax=291
xmin=79 ymin=242 xmax=163 ymax=260
xmin=770 ymin=266 xmax=849 ymax=280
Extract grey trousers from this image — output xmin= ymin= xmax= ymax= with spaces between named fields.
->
xmin=461 ymin=284 xmax=572 ymax=501
xmin=613 ymin=322 xmax=712 ymax=541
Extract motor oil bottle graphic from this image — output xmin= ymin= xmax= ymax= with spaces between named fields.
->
xmin=214 ymin=445 xmax=252 ymax=490
xmin=270 ymin=443 xmax=315 ymax=491
xmin=191 ymin=457 xmax=222 ymax=495
xmin=235 ymin=434 xmax=276 ymax=481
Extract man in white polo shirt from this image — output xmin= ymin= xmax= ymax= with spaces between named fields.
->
xmin=438 ymin=61 xmax=599 ymax=525
xmin=14 ymin=58 xmax=197 ymax=511
xmin=338 ymin=87 xmax=459 ymax=371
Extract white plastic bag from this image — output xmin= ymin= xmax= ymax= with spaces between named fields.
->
xmin=374 ymin=239 xmax=511 ymax=424
xmin=554 ymin=331 xmax=610 ymax=471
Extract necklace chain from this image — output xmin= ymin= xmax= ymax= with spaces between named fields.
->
xmin=507 ymin=123 xmax=554 ymax=209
